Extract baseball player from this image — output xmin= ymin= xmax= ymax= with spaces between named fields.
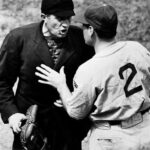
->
xmin=35 ymin=3 xmax=150 ymax=150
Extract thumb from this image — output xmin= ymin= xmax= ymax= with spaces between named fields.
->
xmin=21 ymin=114 xmax=27 ymax=120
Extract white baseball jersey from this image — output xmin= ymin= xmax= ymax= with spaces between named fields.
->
xmin=66 ymin=41 xmax=150 ymax=122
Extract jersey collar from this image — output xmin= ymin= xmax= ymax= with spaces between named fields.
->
xmin=94 ymin=41 xmax=127 ymax=58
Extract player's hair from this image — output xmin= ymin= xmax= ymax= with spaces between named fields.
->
xmin=94 ymin=27 xmax=117 ymax=41
xmin=84 ymin=3 xmax=118 ymax=41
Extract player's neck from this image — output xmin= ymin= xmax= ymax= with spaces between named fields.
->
xmin=94 ymin=39 xmax=116 ymax=54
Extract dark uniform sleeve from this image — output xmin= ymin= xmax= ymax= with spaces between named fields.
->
xmin=0 ymin=31 xmax=21 ymax=123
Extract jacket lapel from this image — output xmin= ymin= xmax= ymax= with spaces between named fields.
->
xmin=33 ymin=22 xmax=54 ymax=67
xmin=54 ymin=37 xmax=75 ymax=71
xmin=35 ymin=39 xmax=54 ymax=67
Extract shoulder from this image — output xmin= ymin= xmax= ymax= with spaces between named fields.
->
xmin=68 ymin=25 xmax=83 ymax=34
xmin=67 ymin=25 xmax=84 ymax=40
xmin=73 ymin=58 xmax=97 ymax=89
xmin=116 ymin=41 xmax=149 ymax=56
xmin=76 ymin=59 xmax=94 ymax=78
xmin=1 ymin=22 xmax=42 ymax=48
xmin=124 ymin=41 xmax=149 ymax=54
xmin=125 ymin=41 xmax=145 ymax=49
xmin=9 ymin=22 xmax=41 ymax=37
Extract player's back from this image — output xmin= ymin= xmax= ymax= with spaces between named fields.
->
xmin=81 ymin=41 xmax=150 ymax=121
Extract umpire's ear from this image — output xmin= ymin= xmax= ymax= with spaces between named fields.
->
xmin=41 ymin=13 xmax=46 ymax=20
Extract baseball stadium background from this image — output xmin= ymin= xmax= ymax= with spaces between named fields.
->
xmin=0 ymin=0 xmax=150 ymax=149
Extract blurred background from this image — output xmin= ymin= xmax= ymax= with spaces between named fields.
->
xmin=0 ymin=0 xmax=150 ymax=49
xmin=0 ymin=0 xmax=150 ymax=149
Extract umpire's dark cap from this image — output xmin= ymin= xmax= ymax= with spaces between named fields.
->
xmin=73 ymin=3 xmax=118 ymax=33
xmin=41 ymin=0 xmax=75 ymax=17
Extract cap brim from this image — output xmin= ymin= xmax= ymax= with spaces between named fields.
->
xmin=54 ymin=10 xmax=75 ymax=17
xmin=72 ymin=9 xmax=88 ymax=24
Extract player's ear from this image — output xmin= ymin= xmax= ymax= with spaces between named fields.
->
xmin=89 ymin=26 xmax=95 ymax=37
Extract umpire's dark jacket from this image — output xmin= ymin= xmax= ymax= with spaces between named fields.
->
xmin=0 ymin=21 xmax=93 ymax=150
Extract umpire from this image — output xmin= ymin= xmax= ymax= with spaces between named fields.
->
xmin=0 ymin=0 xmax=93 ymax=149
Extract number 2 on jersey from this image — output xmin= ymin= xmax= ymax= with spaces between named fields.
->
xmin=119 ymin=63 xmax=143 ymax=97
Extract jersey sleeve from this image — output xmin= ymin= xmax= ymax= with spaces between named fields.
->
xmin=65 ymin=65 xmax=97 ymax=120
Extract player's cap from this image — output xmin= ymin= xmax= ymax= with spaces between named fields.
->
xmin=73 ymin=3 xmax=118 ymax=33
xmin=41 ymin=0 xmax=75 ymax=17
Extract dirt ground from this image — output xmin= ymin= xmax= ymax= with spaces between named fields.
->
xmin=0 ymin=115 xmax=14 ymax=150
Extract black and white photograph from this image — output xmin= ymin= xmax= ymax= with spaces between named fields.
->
xmin=0 ymin=0 xmax=150 ymax=150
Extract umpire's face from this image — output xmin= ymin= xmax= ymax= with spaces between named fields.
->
xmin=45 ymin=14 xmax=71 ymax=38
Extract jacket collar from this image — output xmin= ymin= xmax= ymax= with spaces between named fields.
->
xmin=94 ymin=41 xmax=126 ymax=58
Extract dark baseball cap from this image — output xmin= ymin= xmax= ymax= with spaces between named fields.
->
xmin=41 ymin=0 xmax=75 ymax=17
xmin=73 ymin=3 xmax=118 ymax=33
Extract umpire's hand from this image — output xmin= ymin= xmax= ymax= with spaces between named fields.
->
xmin=8 ymin=113 xmax=27 ymax=133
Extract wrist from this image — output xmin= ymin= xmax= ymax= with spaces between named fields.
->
xmin=57 ymin=82 xmax=67 ymax=94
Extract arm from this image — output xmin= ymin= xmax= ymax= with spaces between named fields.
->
xmin=0 ymin=31 xmax=26 ymax=132
xmin=35 ymin=64 xmax=95 ymax=119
